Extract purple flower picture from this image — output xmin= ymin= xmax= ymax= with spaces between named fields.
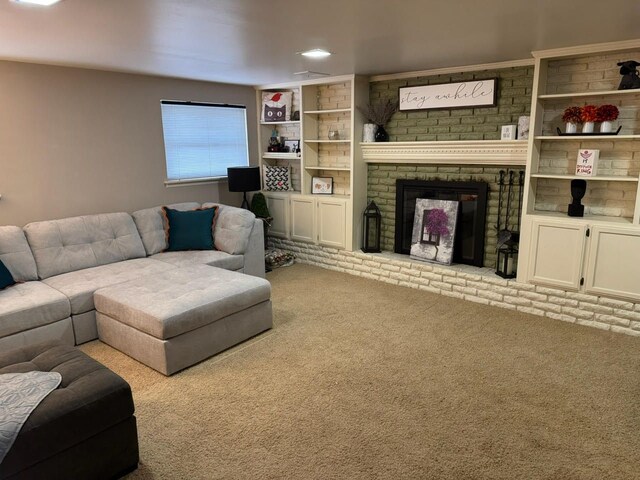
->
xmin=410 ymin=199 xmax=459 ymax=265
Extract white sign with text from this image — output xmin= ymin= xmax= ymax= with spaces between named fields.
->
xmin=399 ymin=79 xmax=497 ymax=111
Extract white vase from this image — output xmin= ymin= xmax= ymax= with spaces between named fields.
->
xmin=565 ymin=122 xmax=577 ymax=134
xmin=582 ymin=121 xmax=594 ymax=133
xmin=363 ymin=123 xmax=377 ymax=142
xmin=600 ymin=121 xmax=613 ymax=133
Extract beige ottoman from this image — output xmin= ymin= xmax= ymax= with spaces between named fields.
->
xmin=94 ymin=265 xmax=272 ymax=375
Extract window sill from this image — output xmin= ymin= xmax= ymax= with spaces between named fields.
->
xmin=164 ymin=177 xmax=228 ymax=187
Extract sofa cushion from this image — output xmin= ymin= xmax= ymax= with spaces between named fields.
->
xmin=150 ymin=250 xmax=244 ymax=271
xmin=0 ymin=226 xmax=38 ymax=281
xmin=162 ymin=206 xmax=218 ymax=251
xmin=24 ymin=213 xmax=146 ymax=280
xmin=0 ymin=259 xmax=16 ymax=289
xmin=94 ymin=265 xmax=271 ymax=340
xmin=202 ymin=203 xmax=256 ymax=255
xmin=0 ymin=282 xmax=71 ymax=339
xmin=43 ymin=258 xmax=176 ymax=315
xmin=132 ymin=202 xmax=200 ymax=255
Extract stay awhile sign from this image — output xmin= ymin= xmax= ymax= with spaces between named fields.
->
xmin=399 ymin=79 xmax=497 ymax=111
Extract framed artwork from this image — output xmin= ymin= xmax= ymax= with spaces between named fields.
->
xmin=410 ymin=199 xmax=459 ymax=265
xmin=398 ymin=79 xmax=497 ymax=111
xmin=312 ymin=176 xmax=333 ymax=194
xmin=262 ymin=91 xmax=293 ymax=122
xmin=284 ymin=139 xmax=300 ymax=154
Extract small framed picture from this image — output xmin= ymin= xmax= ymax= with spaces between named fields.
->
xmin=312 ymin=176 xmax=333 ymax=194
xmin=284 ymin=139 xmax=300 ymax=154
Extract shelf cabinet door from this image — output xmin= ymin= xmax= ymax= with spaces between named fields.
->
xmin=584 ymin=225 xmax=640 ymax=302
xmin=317 ymin=198 xmax=346 ymax=248
xmin=527 ymin=219 xmax=587 ymax=290
xmin=264 ymin=193 xmax=289 ymax=239
xmin=291 ymin=196 xmax=315 ymax=243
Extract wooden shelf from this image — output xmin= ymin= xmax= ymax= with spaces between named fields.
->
xmin=530 ymin=210 xmax=634 ymax=224
xmin=304 ymin=139 xmax=351 ymax=143
xmin=260 ymin=120 xmax=300 ymax=125
xmin=531 ymin=174 xmax=639 ymax=182
xmin=535 ymin=135 xmax=640 ymax=140
xmin=305 ymin=166 xmax=351 ymax=171
xmin=303 ymin=108 xmax=351 ymax=114
xmin=262 ymin=153 xmax=300 ymax=160
xmin=303 ymin=193 xmax=351 ymax=200
xmin=538 ymin=89 xmax=640 ymax=101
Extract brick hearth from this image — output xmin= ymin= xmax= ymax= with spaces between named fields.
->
xmin=268 ymin=238 xmax=640 ymax=337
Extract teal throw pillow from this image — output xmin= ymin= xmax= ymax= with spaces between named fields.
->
xmin=162 ymin=206 xmax=218 ymax=251
xmin=0 ymin=259 xmax=16 ymax=290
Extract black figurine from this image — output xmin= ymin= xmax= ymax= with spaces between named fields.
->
xmin=568 ymin=179 xmax=587 ymax=217
xmin=617 ymin=60 xmax=640 ymax=90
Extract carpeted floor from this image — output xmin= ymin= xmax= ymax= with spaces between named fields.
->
xmin=81 ymin=263 xmax=640 ymax=480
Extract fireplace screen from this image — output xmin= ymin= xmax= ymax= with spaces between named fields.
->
xmin=395 ymin=180 xmax=488 ymax=266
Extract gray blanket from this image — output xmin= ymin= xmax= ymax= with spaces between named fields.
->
xmin=0 ymin=371 xmax=61 ymax=464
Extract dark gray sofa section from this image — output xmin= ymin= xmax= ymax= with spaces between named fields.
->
xmin=0 ymin=341 xmax=139 ymax=480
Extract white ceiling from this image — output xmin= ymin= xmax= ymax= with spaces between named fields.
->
xmin=1 ymin=0 xmax=639 ymax=86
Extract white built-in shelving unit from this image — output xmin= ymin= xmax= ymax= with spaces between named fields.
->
xmin=255 ymin=75 xmax=369 ymax=251
xmin=518 ymin=40 xmax=640 ymax=301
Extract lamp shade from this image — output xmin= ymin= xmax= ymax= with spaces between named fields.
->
xmin=227 ymin=166 xmax=261 ymax=192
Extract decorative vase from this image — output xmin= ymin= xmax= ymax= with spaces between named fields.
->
xmin=328 ymin=125 xmax=339 ymax=140
xmin=363 ymin=123 xmax=377 ymax=142
xmin=582 ymin=121 xmax=595 ymax=133
xmin=600 ymin=120 xmax=613 ymax=133
xmin=565 ymin=122 xmax=578 ymax=134
xmin=374 ymin=125 xmax=389 ymax=142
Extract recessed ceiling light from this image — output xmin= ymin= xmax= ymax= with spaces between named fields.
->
xmin=11 ymin=0 xmax=63 ymax=5
xmin=299 ymin=49 xmax=332 ymax=59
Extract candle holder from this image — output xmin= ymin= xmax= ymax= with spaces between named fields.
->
xmin=496 ymin=241 xmax=518 ymax=279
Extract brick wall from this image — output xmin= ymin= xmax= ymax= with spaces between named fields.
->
xmin=368 ymin=164 xmax=523 ymax=267
xmin=545 ymin=51 xmax=640 ymax=94
xmin=370 ymin=66 xmax=533 ymax=141
xmin=268 ymin=238 xmax=640 ymax=338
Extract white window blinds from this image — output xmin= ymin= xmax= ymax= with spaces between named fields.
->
xmin=160 ymin=101 xmax=249 ymax=183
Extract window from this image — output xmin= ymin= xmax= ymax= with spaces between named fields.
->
xmin=160 ymin=101 xmax=249 ymax=185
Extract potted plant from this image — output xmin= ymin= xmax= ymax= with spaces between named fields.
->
xmin=596 ymin=104 xmax=619 ymax=133
xmin=361 ymin=100 xmax=398 ymax=142
xmin=562 ymin=106 xmax=582 ymax=134
xmin=580 ymin=105 xmax=598 ymax=133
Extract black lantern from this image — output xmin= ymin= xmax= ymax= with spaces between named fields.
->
xmin=362 ymin=200 xmax=382 ymax=253
xmin=227 ymin=166 xmax=261 ymax=209
xmin=496 ymin=241 xmax=518 ymax=279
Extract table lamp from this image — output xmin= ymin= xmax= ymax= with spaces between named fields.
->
xmin=227 ymin=166 xmax=261 ymax=209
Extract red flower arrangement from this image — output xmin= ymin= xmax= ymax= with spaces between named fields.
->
xmin=596 ymin=104 xmax=619 ymax=122
xmin=580 ymin=105 xmax=598 ymax=123
xmin=561 ymin=106 xmax=582 ymax=124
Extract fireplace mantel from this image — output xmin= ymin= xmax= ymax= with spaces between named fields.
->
xmin=361 ymin=140 xmax=528 ymax=166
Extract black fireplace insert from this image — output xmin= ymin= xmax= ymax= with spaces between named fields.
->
xmin=394 ymin=179 xmax=489 ymax=267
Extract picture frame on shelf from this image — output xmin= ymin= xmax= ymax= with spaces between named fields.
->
xmin=284 ymin=139 xmax=300 ymax=155
xmin=262 ymin=91 xmax=293 ymax=122
xmin=312 ymin=176 xmax=333 ymax=195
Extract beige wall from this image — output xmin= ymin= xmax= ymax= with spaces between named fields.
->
xmin=0 ymin=61 xmax=257 ymax=226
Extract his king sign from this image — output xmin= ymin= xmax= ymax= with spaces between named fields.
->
xmin=575 ymin=149 xmax=599 ymax=176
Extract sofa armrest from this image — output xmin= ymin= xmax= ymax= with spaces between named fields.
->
xmin=242 ymin=219 xmax=265 ymax=278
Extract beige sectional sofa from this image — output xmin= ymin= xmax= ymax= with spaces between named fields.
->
xmin=0 ymin=202 xmax=267 ymax=352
